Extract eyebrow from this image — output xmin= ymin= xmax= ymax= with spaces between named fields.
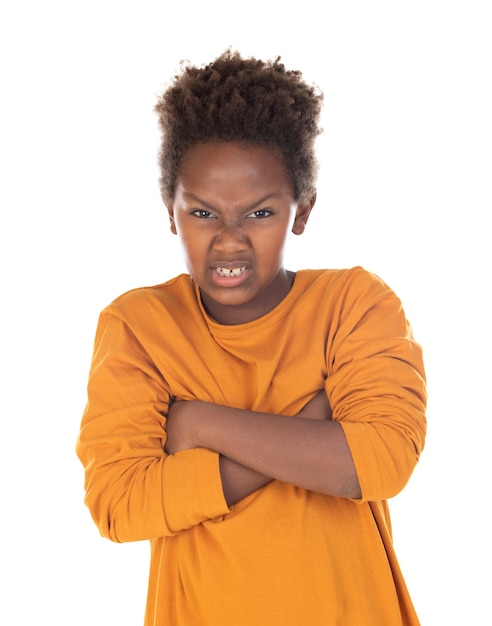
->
xmin=182 ymin=192 xmax=281 ymax=213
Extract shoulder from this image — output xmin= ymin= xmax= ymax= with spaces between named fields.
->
xmin=297 ymin=267 xmax=394 ymax=299
xmin=294 ymin=267 xmax=406 ymax=332
xmin=100 ymin=274 xmax=196 ymax=323
xmin=114 ymin=273 xmax=192 ymax=304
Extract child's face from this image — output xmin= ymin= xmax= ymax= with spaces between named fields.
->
xmin=167 ymin=141 xmax=313 ymax=324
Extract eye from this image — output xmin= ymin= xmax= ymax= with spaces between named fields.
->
xmin=191 ymin=209 xmax=214 ymax=219
xmin=247 ymin=209 xmax=273 ymax=219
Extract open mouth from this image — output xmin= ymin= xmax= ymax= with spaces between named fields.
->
xmin=215 ymin=267 xmax=247 ymax=278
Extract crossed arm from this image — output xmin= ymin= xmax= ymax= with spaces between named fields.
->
xmin=164 ymin=390 xmax=362 ymax=506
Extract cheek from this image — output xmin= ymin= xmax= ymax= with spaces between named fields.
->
xmin=253 ymin=243 xmax=287 ymax=273
xmin=258 ymin=226 xmax=290 ymax=255
xmin=178 ymin=231 xmax=207 ymax=270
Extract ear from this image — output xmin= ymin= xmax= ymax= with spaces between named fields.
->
xmin=160 ymin=186 xmax=178 ymax=235
xmin=292 ymin=191 xmax=316 ymax=235
xmin=166 ymin=205 xmax=178 ymax=235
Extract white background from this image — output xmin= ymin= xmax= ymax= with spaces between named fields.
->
xmin=1 ymin=1 xmax=490 ymax=624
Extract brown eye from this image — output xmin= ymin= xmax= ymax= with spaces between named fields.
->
xmin=247 ymin=209 xmax=272 ymax=219
xmin=191 ymin=210 xmax=214 ymax=219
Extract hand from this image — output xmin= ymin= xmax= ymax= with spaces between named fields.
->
xmin=297 ymin=390 xmax=332 ymax=421
xmin=164 ymin=399 xmax=198 ymax=454
xmin=164 ymin=391 xmax=332 ymax=456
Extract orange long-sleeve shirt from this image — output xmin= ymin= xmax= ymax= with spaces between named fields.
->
xmin=76 ymin=267 xmax=427 ymax=625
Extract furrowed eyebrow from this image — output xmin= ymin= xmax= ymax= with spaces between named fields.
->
xmin=183 ymin=193 xmax=215 ymax=212
xmin=183 ymin=192 xmax=280 ymax=213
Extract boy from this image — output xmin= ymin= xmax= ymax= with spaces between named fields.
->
xmin=76 ymin=50 xmax=427 ymax=625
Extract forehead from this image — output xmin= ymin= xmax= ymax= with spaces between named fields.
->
xmin=176 ymin=141 xmax=294 ymax=199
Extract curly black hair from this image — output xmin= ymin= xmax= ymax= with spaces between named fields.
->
xmin=155 ymin=49 xmax=323 ymax=205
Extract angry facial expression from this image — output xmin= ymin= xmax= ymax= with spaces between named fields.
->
xmin=167 ymin=141 xmax=314 ymax=325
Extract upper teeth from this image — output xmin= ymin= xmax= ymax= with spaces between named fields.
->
xmin=216 ymin=267 xmax=246 ymax=277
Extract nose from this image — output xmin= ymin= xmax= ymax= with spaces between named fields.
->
xmin=212 ymin=225 xmax=248 ymax=253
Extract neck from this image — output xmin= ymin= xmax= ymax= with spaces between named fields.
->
xmin=200 ymin=270 xmax=296 ymax=325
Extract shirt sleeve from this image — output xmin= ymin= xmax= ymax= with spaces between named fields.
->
xmin=325 ymin=269 xmax=427 ymax=502
xmin=75 ymin=307 xmax=230 ymax=543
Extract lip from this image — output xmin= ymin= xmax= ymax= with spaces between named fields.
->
xmin=209 ymin=264 xmax=251 ymax=288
